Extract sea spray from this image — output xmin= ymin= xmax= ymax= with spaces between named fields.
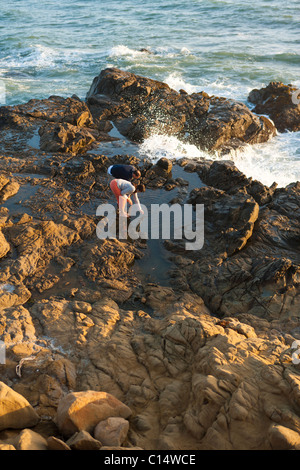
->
xmin=138 ymin=133 xmax=211 ymax=161
xmin=138 ymin=131 xmax=300 ymax=188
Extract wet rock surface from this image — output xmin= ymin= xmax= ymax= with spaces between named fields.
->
xmin=248 ymin=81 xmax=300 ymax=133
xmin=165 ymin=158 xmax=300 ymax=321
xmin=86 ymin=68 xmax=276 ymax=153
xmin=0 ymin=71 xmax=299 ymax=450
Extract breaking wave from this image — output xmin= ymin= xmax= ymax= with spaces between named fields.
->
xmin=139 ymin=131 xmax=300 ymax=188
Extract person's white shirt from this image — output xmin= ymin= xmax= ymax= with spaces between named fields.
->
xmin=116 ymin=179 xmax=143 ymax=212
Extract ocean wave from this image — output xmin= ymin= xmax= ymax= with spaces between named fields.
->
xmin=224 ymin=144 xmax=300 ymax=188
xmin=163 ymin=72 xmax=253 ymax=102
xmin=0 ymin=44 xmax=97 ymax=71
xmin=154 ymin=46 xmax=193 ymax=57
xmin=0 ymin=44 xmax=59 ymax=69
xmin=139 ymin=131 xmax=300 ymax=188
xmin=138 ymin=133 xmax=212 ymax=161
xmin=108 ymin=44 xmax=193 ymax=60
xmin=163 ymin=72 xmax=200 ymax=94
xmin=108 ymin=45 xmax=150 ymax=59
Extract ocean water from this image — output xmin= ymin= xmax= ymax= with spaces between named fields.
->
xmin=0 ymin=0 xmax=299 ymax=187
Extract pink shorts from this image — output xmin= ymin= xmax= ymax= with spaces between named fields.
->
xmin=110 ymin=179 xmax=122 ymax=205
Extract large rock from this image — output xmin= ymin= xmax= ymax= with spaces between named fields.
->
xmin=94 ymin=417 xmax=129 ymax=447
xmin=0 ymin=94 xmax=112 ymax=158
xmin=0 ymin=443 xmax=16 ymax=450
xmin=0 ymin=79 xmax=299 ymax=452
xmin=0 ymin=285 xmax=31 ymax=310
xmin=0 ymin=179 xmax=20 ymax=203
xmin=0 ymin=219 xmax=80 ymax=287
xmin=0 ymin=305 xmax=36 ymax=344
xmin=86 ymin=68 xmax=276 ymax=153
xmin=69 ymin=293 xmax=300 ymax=450
xmin=248 ymin=81 xmax=300 ymax=132
xmin=0 ymin=382 xmax=39 ymax=431
xmin=38 ymin=122 xmax=96 ymax=154
xmin=1 ymin=95 xmax=93 ymax=127
xmin=164 ymin=160 xmax=300 ymax=320
xmin=268 ymin=424 xmax=300 ymax=450
xmin=0 ymin=231 xmax=10 ymax=259
xmin=66 ymin=430 xmax=102 ymax=450
xmin=55 ymin=390 xmax=132 ymax=437
xmin=15 ymin=429 xmax=48 ymax=450
xmin=47 ymin=435 xmax=71 ymax=451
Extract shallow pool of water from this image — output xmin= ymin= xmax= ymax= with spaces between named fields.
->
xmin=132 ymin=164 xmax=204 ymax=286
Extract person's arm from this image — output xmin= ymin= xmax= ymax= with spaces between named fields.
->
xmin=131 ymin=193 xmax=144 ymax=213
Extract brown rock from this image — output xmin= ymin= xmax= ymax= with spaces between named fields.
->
xmin=0 ymin=232 xmax=10 ymax=259
xmin=248 ymin=81 xmax=300 ymax=132
xmin=86 ymin=68 xmax=276 ymax=153
xmin=0 ymin=176 xmax=9 ymax=191
xmin=10 ymin=353 xmax=77 ymax=419
xmin=0 ymin=305 xmax=36 ymax=346
xmin=94 ymin=417 xmax=129 ymax=447
xmin=0 ymin=180 xmax=20 ymax=203
xmin=0 ymin=382 xmax=39 ymax=432
xmin=0 ymin=95 xmax=94 ymax=128
xmin=268 ymin=424 xmax=300 ymax=450
xmin=156 ymin=158 xmax=173 ymax=173
xmin=15 ymin=429 xmax=48 ymax=450
xmin=55 ymin=390 xmax=132 ymax=437
xmin=0 ymin=443 xmax=16 ymax=450
xmin=38 ymin=122 xmax=95 ymax=154
xmin=3 ymin=218 xmax=80 ymax=286
xmin=66 ymin=430 xmax=102 ymax=450
xmin=165 ymin=161 xmax=300 ymax=320
xmin=0 ymin=284 xmax=31 ymax=309
xmin=188 ymin=185 xmax=259 ymax=256
xmin=47 ymin=436 xmax=71 ymax=451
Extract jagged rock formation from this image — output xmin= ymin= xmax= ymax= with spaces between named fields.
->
xmin=165 ymin=159 xmax=300 ymax=320
xmin=86 ymin=68 xmax=276 ymax=153
xmin=248 ymin=81 xmax=300 ymax=133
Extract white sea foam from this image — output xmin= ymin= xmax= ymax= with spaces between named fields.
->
xmin=108 ymin=44 xmax=193 ymax=61
xmin=154 ymin=46 xmax=193 ymax=57
xmin=0 ymin=81 xmax=5 ymax=106
xmin=138 ymin=133 xmax=213 ymax=161
xmin=139 ymin=131 xmax=300 ymax=188
xmin=109 ymin=45 xmax=150 ymax=59
xmin=227 ymin=132 xmax=300 ymax=188
xmin=163 ymin=72 xmax=252 ymax=102
xmin=1 ymin=44 xmax=58 ymax=69
xmin=163 ymin=72 xmax=199 ymax=94
xmin=0 ymin=44 xmax=92 ymax=71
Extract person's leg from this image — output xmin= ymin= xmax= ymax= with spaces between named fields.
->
xmin=110 ymin=180 xmax=128 ymax=216
xmin=118 ymin=195 xmax=128 ymax=217
xmin=110 ymin=180 xmax=120 ymax=202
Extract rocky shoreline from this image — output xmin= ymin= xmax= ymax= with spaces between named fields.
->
xmin=0 ymin=68 xmax=299 ymax=450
